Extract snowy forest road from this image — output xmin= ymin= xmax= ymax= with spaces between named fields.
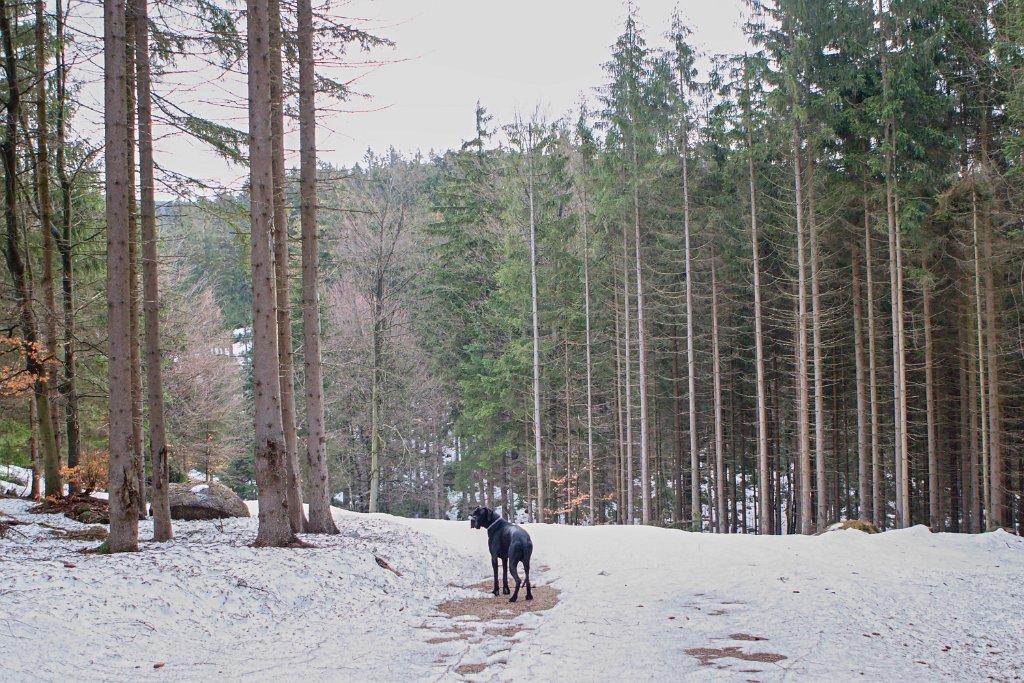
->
xmin=1 ymin=497 xmax=1021 ymax=682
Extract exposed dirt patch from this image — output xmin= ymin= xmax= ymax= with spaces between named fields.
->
xmin=484 ymin=625 xmax=525 ymax=638
xmin=686 ymin=646 xmax=787 ymax=666
xmin=454 ymin=663 xmax=487 ymax=675
xmin=425 ymin=636 xmax=465 ymax=644
xmin=730 ymin=633 xmax=768 ymax=642
xmin=437 ymin=581 xmax=559 ymax=621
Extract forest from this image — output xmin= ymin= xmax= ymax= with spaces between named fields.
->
xmin=1 ymin=0 xmax=1023 ymax=553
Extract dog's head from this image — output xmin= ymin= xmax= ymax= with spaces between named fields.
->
xmin=469 ymin=506 xmax=496 ymax=530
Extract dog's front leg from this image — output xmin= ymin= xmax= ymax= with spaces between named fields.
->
xmin=501 ymin=558 xmax=510 ymax=595
xmin=491 ymin=556 xmax=499 ymax=596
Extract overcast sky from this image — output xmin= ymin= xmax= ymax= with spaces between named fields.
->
xmin=148 ymin=0 xmax=751 ymax=192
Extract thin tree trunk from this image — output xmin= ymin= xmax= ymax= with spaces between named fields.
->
xmin=134 ymin=0 xmax=171 ymax=540
xmin=297 ymin=0 xmax=337 ymax=534
xmin=971 ymin=180 xmax=989 ymax=529
xmin=852 ymin=227 xmax=870 ymax=520
xmin=864 ymin=188 xmax=882 ymax=528
xmin=621 ymin=221 xmax=635 ymax=524
xmin=268 ymin=0 xmax=305 ymax=533
xmin=581 ymin=182 xmax=595 ymax=523
xmin=125 ymin=6 xmax=146 ymax=517
xmin=2 ymin=0 xmax=61 ymax=500
xmin=922 ymin=257 xmax=939 ymax=529
xmin=807 ymin=158 xmax=827 ymax=528
xmin=29 ymin=395 xmax=41 ymax=498
xmin=981 ymin=190 xmax=1003 ymax=528
xmin=614 ymin=285 xmax=626 ymax=524
xmin=35 ymin=0 xmax=62 ymax=487
xmin=102 ymin=0 xmax=139 ymax=550
xmin=528 ymin=127 xmax=544 ymax=523
xmin=633 ymin=141 xmax=652 ymax=526
xmin=680 ymin=137 xmax=699 ymax=533
xmin=248 ymin=0 xmax=296 ymax=547
xmin=746 ymin=110 xmax=770 ymax=535
xmin=55 ymin=0 xmax=80 ymax=475
xmin=711 ymin=257 xmax=725 ymax=533
xmin=792 ymin=125 xmax=812 ymax=535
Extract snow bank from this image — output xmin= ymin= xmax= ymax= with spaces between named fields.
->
xmin=2 ymin=499 xmax=1021 ymax=681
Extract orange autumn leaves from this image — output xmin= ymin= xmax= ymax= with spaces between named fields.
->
xmin=0 ymin=337 xmax=57 ymax=396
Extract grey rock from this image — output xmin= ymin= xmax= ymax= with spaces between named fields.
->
xmin=168 ymin=481 xmax=249 ymax=520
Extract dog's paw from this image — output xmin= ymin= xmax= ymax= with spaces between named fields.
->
xmin=525 ymin=594 xmax=534 ymax=601
xmin=503 ymin=587 xmax=510 ymax=595
xmin=508 ymin=596 xmax=518 ymax=603
xmin=492 ymin=589 xmax=500 ymax=596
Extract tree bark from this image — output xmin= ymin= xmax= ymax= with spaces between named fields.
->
xmin=711 ymin=257 xmax=725 ymax=533
xmin=621 ymin=220 xmax=634 ymax=524
xmin=135 ymin=0 xmax=172 ymax=541
xmin=528 ymin=127 xmax=544 ymax=523
xmin=268 ymin=0 xmax=306 ymax=533
xmin=746 ymin=104 xmax=770 ymax=535
xmin=852 ymin=223 xmax=870 ymax=520
xmin=807 ymin=158 xmax=827 ymax=529
xmin=248 ymin=0 xmax=296 ymax=547
xmin=791 ymin=126 xmax=812 ymax=535
xmin=103 ymin=0 xmax=140 ymax=550
xmin=125 ymin=0 xmax=147 ymax=519
xmin=55 ymin=0 xmax=80 ymax=475
xmin=632 ymin=141 xmax=652 ymax=526
xmin=922 ymin=257 xmax=939 ymax=529
xmin=297 ymin=0 xmax=337 ymax=534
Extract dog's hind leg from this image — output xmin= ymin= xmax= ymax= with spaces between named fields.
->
xmin=509 ymin=557 xmax=522 ymax=603
xmin=524 ymin=554 xmax=533 ymax=601
xmin=501 ymin=558 xmax=510 ymax=594
xmin=491 ymin=556 xmax=500 ymax=596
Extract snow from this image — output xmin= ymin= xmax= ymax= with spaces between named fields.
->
xmin=1 ymin=498 xmax=1022 ymax=682
xmin=189 ymin=484 xmax=210 ymax=494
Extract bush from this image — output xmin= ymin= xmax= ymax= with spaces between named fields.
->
xmin=61 ymin=449 xmax=109 ymax=495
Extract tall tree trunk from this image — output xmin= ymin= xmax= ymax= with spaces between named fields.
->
xmin=864 ymin=188 xmax=882 ymax=528
xmin=711 ymin=257 xmax=725 ymax=533
xmin=971 ymin=180 xmax=990 ymax=528
xmin=369 ymin=295 xmax=383 ymax=513
xmin=297 ymin=0 xmax=337 ymax=534
xmin=807 ymin=158 xmax=827 ymax=528
xmin=681 ymin=129 xmax=699 ymax=532
xmin=852 ymin=224 xmax=870 ymax=520
xmin=632 ymin=142 xmax=652 ymax=526
xmin=125 ymin=3 xmax=146 ymax=517
xmin=746 ymin=108 xmax=770 ymax=535
xmin=2 ymin=0 xmax=61 ymax=500
xmin=135 ymin=0 xmax=171 ymax=541
xmin=981 ymin=187 xmax=1003 ymax=528
xmin=55 ymin=0 xmax=80 ymax=475
xmin=35 ymin=0 xmax=62 ymax=483
xmin=268 ymin=0 xmax=305 ymax=533
xmin=613 ymin=285 xmax=626 ymax=524
xmin=248 ymin=0 xmax=296 ymax=547
xmin=528 ymin=128 xmax=544 ymax=523
xmin=878 ymin=0 xmax=909 ymax=528
xmin=922 ymin=257 xmax=939 ymax=529
xmin=671 ymin=323 xmax=683 ymax=524
xmin=621 ymin=221 xmax=635 ymax=524
xmin=792 ymin=126 xmax=812 ymax=535
xmin=581 ymin=182 xmax=596 ymax=523
xmin=102 ymin=0 xmax=140 ymax=550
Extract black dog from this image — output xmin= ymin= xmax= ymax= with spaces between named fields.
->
xmin=469 ymin=506 xmax=533 ymax=603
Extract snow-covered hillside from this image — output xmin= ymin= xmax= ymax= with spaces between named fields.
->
xmin=1 ymin=498 xmax=1021 ymax=681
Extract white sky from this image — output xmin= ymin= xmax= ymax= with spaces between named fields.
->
xmin=125 ymin=0 xmax=751 ymax=194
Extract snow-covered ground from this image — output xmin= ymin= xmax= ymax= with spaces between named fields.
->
xmin=1 ymin=497 xmax=1021 ymax=682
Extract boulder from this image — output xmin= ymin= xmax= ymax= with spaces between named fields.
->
xmin=168 ymin=481 xmax=249 ymax=520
